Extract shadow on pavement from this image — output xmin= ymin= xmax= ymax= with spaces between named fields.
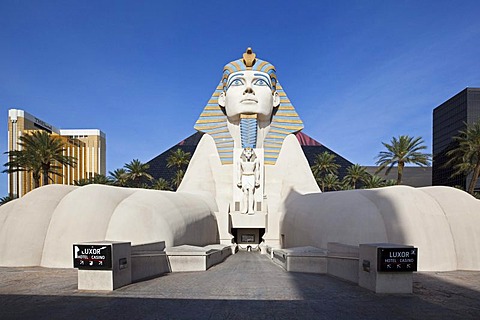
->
xmin=1 ymin=253 xmax=480 ymax=319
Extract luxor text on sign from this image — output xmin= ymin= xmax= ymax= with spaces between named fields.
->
xmin=73 ymin=244 xmax=112 ymax=270
xmin=377 ymin=247 xmax=418 ymax=272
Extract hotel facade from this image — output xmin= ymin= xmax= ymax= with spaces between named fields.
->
xmin=432 ymin=88 xmax=480 ymax=191
xmin=7 ymin=109 xmax=106 ymax=198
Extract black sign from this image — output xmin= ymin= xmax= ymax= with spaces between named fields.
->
xmin=377 ymin=247 xmax=418 ymax=272
xmin=34 ymin=118 xmax=53 ymax=133
xmin=73 ymin=244 xmax=112 ymax=270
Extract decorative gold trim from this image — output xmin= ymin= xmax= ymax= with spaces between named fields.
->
xmin=240 ymin=114 xmax=258 ymax=119
xmin=243 ymin=47 xmax=256 ymax=68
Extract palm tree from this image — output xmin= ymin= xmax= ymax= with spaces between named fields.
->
xmin=384 ymin=179 xmax=397 ymax=186
xmin=343 ymin=164 xmax=368 ymax=189
xmin=171 ymin=169 xmax=185 ymax=190
xmin=323 ymin=173 xmax=341 ymax=192
xmin=166 ymin=148 xmax=191 ymax=171
xmin=362 ymin=175 xmax=386 ymax=189
xmin=446 ymin=121 xmax=480 ymax=194
xmin=124 ymin=159 xmax=153 ymax=188
xmin=109 ymin=168 xmax=129 ymax=187
xmin=3 ymin=131 xmax=76 ymax=188
xmin=3 ymin=149 xmax=42 ymax=188
xmin=166 ymin=148 xmax=191 ymax=190
xmin=74 ymin=178 xmax=91 ymax=186
xmin=74 ymin=174 xmax=111 ymax=186
xmin=0 ymin=195 xmax=13 ymax=206
xmin=375 ymin=135 xmax=430 ymax=185
xmin=152 ymin=178 xmax=172 ymax=191
xmin=340 ymin=179 xmax=353 ymax=190
xmin=311 ymin=151 xmax=340 ymax=192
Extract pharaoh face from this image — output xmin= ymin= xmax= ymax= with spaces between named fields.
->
xmin=244 ymin=148 xmax=253 ymax=160
xmin=219 ymin=70 xmax=280 ymax=121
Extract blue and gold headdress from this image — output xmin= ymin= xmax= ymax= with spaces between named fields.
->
xmin=221 ymin=48 xmax=277 ymax=92
xmin=194 ymin=48 xmax=303 ymax=165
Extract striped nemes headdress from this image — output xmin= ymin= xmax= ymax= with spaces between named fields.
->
xmin=221 ymin=48 xmax=277 ymax=92
xmin=194 ymin=48 xmax=304 ymax=165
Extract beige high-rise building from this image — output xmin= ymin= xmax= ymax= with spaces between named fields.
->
xmin=7 ymin=109 xmax=106 ymax=198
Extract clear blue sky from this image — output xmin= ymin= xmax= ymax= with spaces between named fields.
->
xmin=1 ymin=1 xmax=480 ymax=196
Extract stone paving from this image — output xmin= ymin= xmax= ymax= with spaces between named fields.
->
xmin=1 ymin=252 xmax=480 ymax=319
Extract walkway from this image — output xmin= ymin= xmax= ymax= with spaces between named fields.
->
xmin=1 ymin=252 xmax=480 ymax=319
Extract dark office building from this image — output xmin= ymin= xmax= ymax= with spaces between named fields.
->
xmin=365 ymin=166 xmax=432 ymax=187
xmin=432 ymin=88 xmax=480 ymax=190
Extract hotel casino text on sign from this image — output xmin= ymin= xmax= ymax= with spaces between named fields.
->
xmin=377 ymin=247 xmax=418 ymax=272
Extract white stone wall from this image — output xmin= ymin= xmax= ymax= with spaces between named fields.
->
xmin=281 ymin=185 xmax=480 ymax=271
xmin=0 ymin=184 xmax=218 ymax=268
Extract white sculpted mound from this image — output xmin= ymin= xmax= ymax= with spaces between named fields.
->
xmin=0 ymin=184 xmax=218 ymax=267
xmin=281 ymin=186 xmax=480 ymax=271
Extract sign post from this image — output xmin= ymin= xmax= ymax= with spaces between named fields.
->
xmin=359 ymin=243 xmax=418 ymax=293
xmin=73 ymin=244 xmax=113 ymax=270
xmin=73 ymin=241 xmax=131 ymax=291
xmin=377 ymin=247 xmax=418 ymax=272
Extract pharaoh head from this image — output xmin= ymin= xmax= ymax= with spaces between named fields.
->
xmin=194 ymin=48 xmax=304 ymax=165
xmin=241 ymin=147 xmax=256 ymax=162
xmin=218 ymin=48 xmax=280 ymax=121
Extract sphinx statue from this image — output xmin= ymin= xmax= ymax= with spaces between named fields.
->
xmin=179 ymin=48 xmax=319 ymax=247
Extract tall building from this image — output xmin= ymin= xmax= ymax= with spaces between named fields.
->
xmin=432 ymin=88 xmax=480 ymax=190
xmin=7 ymin=109 xmax=106 ymax=198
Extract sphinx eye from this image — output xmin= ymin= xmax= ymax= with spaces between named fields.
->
xmin=253 ymin=79 xmax=269 ymax=86
xmin=230 ymin=78 xmax=244 ymax=86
